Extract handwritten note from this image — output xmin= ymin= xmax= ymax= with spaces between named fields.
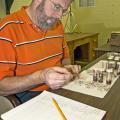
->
xmin=1 ymin=91 xmax=106 ymax=120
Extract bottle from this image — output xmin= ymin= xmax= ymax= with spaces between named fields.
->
xmin=98 ymin=68 xmax=104 ymax=83
xmin=108 ymin=61 xmax=115 ymax=69
xmin=107 ymin=52 xmax=114 ymax=61
xmin=102 ymin=60 xmax=108 ymax=71
xmin=117 ymin=65 xmax=120 ymax=75
xmin=106 ymin=69 xmax=113 ymax=85
xmin=107 ymin=53 xmax=114 ymax=69
xmin=114 ymin=56 xmax=120 ymax=69
xmin=93 ymin=69 xmax=97 ymax=82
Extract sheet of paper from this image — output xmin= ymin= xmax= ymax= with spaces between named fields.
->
xmin=63 ymin=60 xmax=119 ymax=98
xmin=1 ymin=91 xmax=106 ymax=120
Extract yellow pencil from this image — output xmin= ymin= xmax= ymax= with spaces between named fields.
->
xmin=52 ymin=98 xmax=67 ymax=120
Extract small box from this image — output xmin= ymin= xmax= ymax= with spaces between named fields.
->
xmin=110 ymin=32 xmax=120 ymax=46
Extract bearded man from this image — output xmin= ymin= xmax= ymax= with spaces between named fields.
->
xmin=0 ymin=0 xmax=80 ymax=103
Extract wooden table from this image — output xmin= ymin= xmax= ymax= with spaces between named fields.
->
xmin=94 ymin=43 xmax=120 ymax=58
xmin=50 ymin=54 xmax=120 ymax=120
xmin=65 ymin=33 xmax=99 ymax=66
xmin=1 ymin=54 xmax=119 ymax=120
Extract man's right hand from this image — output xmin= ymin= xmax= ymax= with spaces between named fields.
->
xmin=39 ymin=66 xmax=73 ymax=90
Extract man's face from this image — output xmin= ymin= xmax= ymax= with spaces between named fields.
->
xmin=36 ymin=0 xmax=58 ymax=30
xmin=36 ymin=0 xmax=72 ymax=30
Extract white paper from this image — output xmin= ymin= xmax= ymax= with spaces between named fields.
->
xmin=63 ymin=60 xmax=119 ymax=98
xmin=1 ymin=91 xmax=106 ymax=120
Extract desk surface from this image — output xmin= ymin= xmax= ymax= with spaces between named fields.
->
xmin=65 ymin=33 xmax=99 ymax=42
xmin=50 ymin=54 xmax=120 ymax=120
xmin=94 ymin=43 xmax=120 ymax=52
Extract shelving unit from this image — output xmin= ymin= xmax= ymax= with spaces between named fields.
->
xmin=65 ymin=32 xmax=99 ymax=66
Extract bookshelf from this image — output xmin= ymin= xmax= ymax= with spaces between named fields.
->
xmin=65 ymin=32 xmax=99 ymax=67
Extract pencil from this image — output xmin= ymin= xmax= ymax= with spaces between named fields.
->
xmin=52 ymin=98 xmax=67 ymax=120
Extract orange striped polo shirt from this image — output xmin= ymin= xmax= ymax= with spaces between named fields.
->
xmin=0 ymin=7 xmax=70 ymax=91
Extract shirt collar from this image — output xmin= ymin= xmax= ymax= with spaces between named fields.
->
xmin=19 ymin=6 xmax=33 ymax=24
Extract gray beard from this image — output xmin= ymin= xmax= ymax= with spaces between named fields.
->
xmin=38 ymin=13 xmax=57 ymax=30
xmin=36 ymin=1 xmax=58 ymax=30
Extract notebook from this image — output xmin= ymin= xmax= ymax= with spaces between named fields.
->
xmin=1 ymin=91 xmax=106 ymax=120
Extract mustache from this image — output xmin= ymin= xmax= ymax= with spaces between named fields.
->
xmin=49 ymin=17 xmax=57 ymax=21
xmin=44 ymin=17 xmax=58 ymax=23
xmin=49 ymin=18 xmax=58 ymax=24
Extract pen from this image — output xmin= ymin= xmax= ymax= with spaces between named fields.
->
xmin=52 ymin=98 xmax=67 ymax=120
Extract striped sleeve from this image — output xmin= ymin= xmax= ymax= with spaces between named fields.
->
xmin=0 ymin=21 xmax=17 ymax=80
xmin=62 ymin=37 xmax=70 ymax=59
xmin=58 ymin=22 xmax=70 ymax=59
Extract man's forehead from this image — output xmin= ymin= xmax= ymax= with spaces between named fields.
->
xmin=53 ymin=0 xmax=72 ymax=3
xmin=52 ymin=0 xmax=72 ymax=7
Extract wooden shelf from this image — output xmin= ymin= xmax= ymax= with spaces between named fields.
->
xmin=65 ymin=33 xmax=99 ymax=66
xmin=75 ymin=61 xmax=88 ymax=67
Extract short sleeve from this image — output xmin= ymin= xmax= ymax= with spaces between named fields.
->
xmin=62 ymin=38 xmax=70 ymax=59
xmin=58 ymin=22 xmax=70 ymax=59
xmin=0 ymin=22 xmax=17 ymax=80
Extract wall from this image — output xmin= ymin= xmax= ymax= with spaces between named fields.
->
xmin=0 ymin=0 xmax=6 ymax=18
xmin=72 ymin=0 xmax=120 ymax=46
xmin=10 ymin=0 xmax=120 ymax=47
xmin=10 ymin=0 xmax=31 ymax=13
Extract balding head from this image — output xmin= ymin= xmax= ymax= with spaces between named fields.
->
xmin=27 ymin=0 xmax=73 ymax=30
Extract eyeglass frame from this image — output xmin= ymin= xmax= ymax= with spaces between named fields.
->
xmin=48 ymin=0 xmax=70 ymax=16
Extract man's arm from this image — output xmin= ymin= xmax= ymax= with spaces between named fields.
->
xmin=0 ymin=71 xmax=44 ymax=96
xmin=0 ymin=66 xmax=73 ymax=96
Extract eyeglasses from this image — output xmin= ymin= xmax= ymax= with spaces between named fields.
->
xmin=49 ymin=0 xmax=70 ymax=16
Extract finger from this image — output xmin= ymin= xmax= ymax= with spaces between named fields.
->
xmin=51 ymin=79 xmax=70 ymax=89
xmin=64 ymin=73 xmax=73 ymax=80
xmin=64 ymin=65 xmax=80 ymax=74
xmin=65 ymin=67 xmax=74 ymax=74
xmin=49 ymin=80 xmax=65 ymax=86
xmin=69 ymin=65 xmax=78 ymax=74
xmin=53 ymin=73 xmax=73 ymax=84
xmin=52 ymin=72 xmax=72 ymax=80
xmin=49 ymin=80 xmax=65 ymax=89
xmin=52 ymin=66 xmax=71 ymax=74
xmin=55 ymin=74 xmax=73 ymax=83
xmin=73 ymin=65 xmax=81 ymax=74
xmin=64 ymin=65 xmax=74 ymax=74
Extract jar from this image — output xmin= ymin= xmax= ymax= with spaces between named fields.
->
xmin=93 ymin=69 xmax=98 ymax=82
xmin=114 ymin=56 xmax=120 ymax=69
xmin=98 ymin=68 xmax=104 ymax=83
xmin=106 ymin=68 xmax=113 ymax=85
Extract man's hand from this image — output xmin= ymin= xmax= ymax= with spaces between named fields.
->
xmin=40 ymin=67 xmax=73 ymax=90
xmin=64 ymin=65 xmax=81 ymax=78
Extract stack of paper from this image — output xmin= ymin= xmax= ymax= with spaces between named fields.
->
xmin=1 ymin=91 xmax=106 ymax=120
xmin=63 ymin=60 xmax=119 ymax=98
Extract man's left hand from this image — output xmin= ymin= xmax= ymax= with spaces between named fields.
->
xmin=64 ymin=65 xmax=81 ymax=78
